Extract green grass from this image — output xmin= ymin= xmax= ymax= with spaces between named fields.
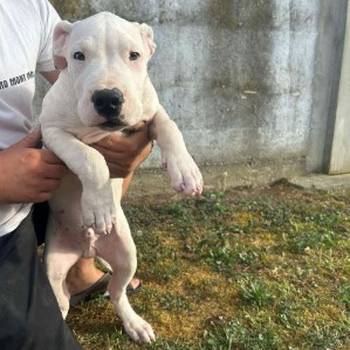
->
xmin=67 ymin=183 xmax=350 ymax=349
xmin=237 ymin=277 xmax=273 ymax=308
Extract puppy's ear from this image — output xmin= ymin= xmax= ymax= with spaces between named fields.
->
xmin=139 ymin=23 xmax=156 ymax=58
xmin=53 ymin=21 xmax=73 ymax=70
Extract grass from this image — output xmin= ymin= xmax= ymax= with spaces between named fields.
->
xmin=67 ymin=182 xmax=350 ymax=349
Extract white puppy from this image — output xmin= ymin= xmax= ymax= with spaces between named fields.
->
xmin=40 ymin=12 xmax=203 ymax=343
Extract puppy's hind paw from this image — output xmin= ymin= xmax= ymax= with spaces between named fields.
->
xmin=124 ymin=316 xmax=156 ymax=343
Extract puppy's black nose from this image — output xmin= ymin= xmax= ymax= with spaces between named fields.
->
xmin=91 ymin=88 xmax=124 ymax=119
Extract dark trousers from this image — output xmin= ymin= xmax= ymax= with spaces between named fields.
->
xmin=0 ymin=204 xmax=82 ymax=350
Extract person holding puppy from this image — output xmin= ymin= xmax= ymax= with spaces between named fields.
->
xmin=0 ymin=0 xmax=151 ymax=348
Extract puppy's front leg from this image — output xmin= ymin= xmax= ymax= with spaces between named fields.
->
xmin=42 ymin=127 xmax=116 ymax=234
xmin=150 ymin=106 xmax=203 ymax=196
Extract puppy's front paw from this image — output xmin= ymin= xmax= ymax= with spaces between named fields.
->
xmin=162 ymin=152 xmax=203 ymax=196
xmin=81 ymin=183 xmax=116 ymax=234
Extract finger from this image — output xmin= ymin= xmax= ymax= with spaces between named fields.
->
xmin=95 ymin=133 xmax=127 ymax=151
xmin=126 ymin=128 xmax=150 ymax=149
xmin=93 ymin=145 xmax=125 ymax=162
xmin=38 ymin=163 xmax=68 ymax=179
xmin=139 ymin=142 xmax=153 ymax=159
xmin=37 ymin=178 xmax=62 ymax=192
xmin=41 ymin=149 xmax=65 ymax=165
xmin=17 ymin=129 xmax=42 ymax=148
xmin=96 ymin=128 xmax=150 ymax=152
xmin=34 ymin=192 xmax=53 ymax=203
xmin=124 ymin=120 xmax=148 ymax=133
xmin=116 ymin=132 xmax=151 ymax=156
xmin=107 ymin=163 xmax=130 ymax=178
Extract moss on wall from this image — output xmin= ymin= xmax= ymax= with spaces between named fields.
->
xmin=50 ymin=0 xmax=93 ymax=20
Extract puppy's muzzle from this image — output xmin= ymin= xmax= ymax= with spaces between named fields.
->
xmin=91 ymin=88 xmax=124 ymax=124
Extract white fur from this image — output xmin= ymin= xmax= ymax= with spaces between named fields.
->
xmin=40 ymin=12 xmax=203 ymax=343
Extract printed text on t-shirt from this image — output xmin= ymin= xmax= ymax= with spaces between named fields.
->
xmin=0 ymin=71 xmax=35 ymax=90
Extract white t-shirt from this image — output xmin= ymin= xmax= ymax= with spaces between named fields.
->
xmin=0 ymin=0 xmax=60 ymax=236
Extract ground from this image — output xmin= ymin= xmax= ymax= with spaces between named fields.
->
xmin=67 ymin=181 xmax=350 ymax=349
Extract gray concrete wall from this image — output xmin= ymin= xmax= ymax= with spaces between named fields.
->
xmin=307 ymin=0 xmax=347 ymax=173
xmin=34 ymin=0 xmax=348 ymax=183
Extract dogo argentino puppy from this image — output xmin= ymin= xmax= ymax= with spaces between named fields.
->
xmin=40 ymin=12 xmax=203 ymax=343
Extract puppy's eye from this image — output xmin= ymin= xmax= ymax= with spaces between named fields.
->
xmin=73 ymin=51 xmax=85 ymax=61
xmin=129 ymin=51 xmax=140 ymax=61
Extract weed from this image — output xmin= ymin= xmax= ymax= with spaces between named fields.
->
xmin=238 ymin=278 xmax=273 ymax=308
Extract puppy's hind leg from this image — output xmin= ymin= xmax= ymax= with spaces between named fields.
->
xmin=95 ymin=207 xmax=155 ymax=343
xmin=45 ymin=223 xmax=80 ymax=318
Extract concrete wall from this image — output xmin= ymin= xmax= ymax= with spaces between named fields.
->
xmin=34 ymin=0 xmax=347 ymax=184
xmin=308 ymin=0 xmax=347 ymax=173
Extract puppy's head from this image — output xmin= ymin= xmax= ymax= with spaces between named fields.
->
xmin=53 ymin=12 xmax=156 ymax=129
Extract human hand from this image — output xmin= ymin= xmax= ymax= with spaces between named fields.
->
xmin=0 ymin=129 xmax=68 ymax=203
xmin=93 ymin=126 xmax=152 ymax=178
